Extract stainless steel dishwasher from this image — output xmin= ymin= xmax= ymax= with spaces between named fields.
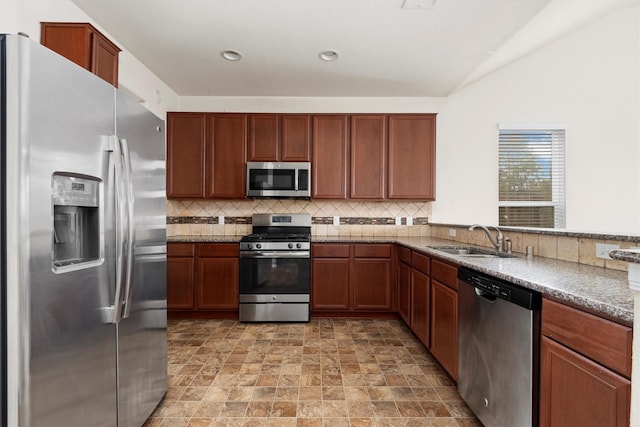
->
xmin=458 ymin=267 xmax=541 ymax=427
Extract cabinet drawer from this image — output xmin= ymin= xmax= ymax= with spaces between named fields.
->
xmin=398 ymin=246 xmax=411 ymax=264
xmin=167 ymin=243 xmax=195 ymax=257
xmin=411 ymin=252 xmax=430 ymax=275
xmin=313 ymin=244 xmax=350 ymax=258
xmin=542 ymin=298 xmax=632 ymax=378
xmin=198 ymin=243 xmax=239 ymax=257
xmin=354 ymin=244 xmax=392 ymax=258
xmin=431 ymin=259 xmax=457 ymax=290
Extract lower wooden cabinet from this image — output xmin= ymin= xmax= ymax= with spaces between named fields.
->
xmin=167 ymin=244 xmax=195 ymax=310
xmin=430 ymin=279 xmax=458 ymax=381
xmin=167 ymin=242 xmax=239 ymax=313
xmin=397 ymin=257 xmax=411 ymax=325
xmin=311 ymin=258 xmax=350 ymax=310
xmin=196 ymin=245 xmax=239 ymax=310
xmin=540 ymin=298 xmax=632 ymax=426
xmin=410 ymin=269 xmax=430 ymax=347
xmin=311 ymin=243 xmax=393 ymax=312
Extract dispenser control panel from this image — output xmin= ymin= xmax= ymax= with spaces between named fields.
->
xmin=53 ymin=175 xmax=99 ymax=207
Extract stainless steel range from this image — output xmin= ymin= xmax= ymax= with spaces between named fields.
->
xmin=239 ymin=213 xmax=311 ymax=322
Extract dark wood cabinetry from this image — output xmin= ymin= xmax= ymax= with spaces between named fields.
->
xmin=167 ymin=242 xmax=240 ymax=316
xmin=430 ymin=259 xmax=458 ymax=381
xmin=167 ymin=112 xmax=435 ymax=200
xmin=352 ymin=244 xmax=392 ymax=310
xmin=41 ymin=22 xmax=120 ymax=87
xmin=311 ymin=243 xmax=392 ymax=313
xmin=540 ymin=298 xmax=632 ymax=426
xmin=196 ymin=244 xmax=239 ymax=310
xmin=206 ymin=114 xmax=247 ymax=198
xmin=350 ymin=115 xmax=386 ymax=199
xmin=397 ymin=246 xmax=412 ymax=325
xmin=248 ymin=114 xmax=311 ymax=162
xmin=167 ymin=113 xmax=206 ymax=198
xmin=411 ymin=268 xmax=430 ymax=347
xmin=167 ymin=243 xmax=195 ymax=310
xmin=312 ymin=115 xmax=349 ymax=199
xmin=311 ymin=244 xmax=351 ymax=311
xmin=166 ymin=113 xmax=247 ymax=199
xmin=388 ymin=115 xmax=436 ymax=200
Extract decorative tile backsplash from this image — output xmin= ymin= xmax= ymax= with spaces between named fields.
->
xmin=167 ymin=199 xmax=432 ymax=237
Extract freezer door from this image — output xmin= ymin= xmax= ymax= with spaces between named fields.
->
xmin=115 ymin=91 xmax=167 ymax=427
xmin=3 ymin=35 xmax=118 ymax=426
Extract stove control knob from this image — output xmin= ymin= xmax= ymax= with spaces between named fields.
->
xmin=256 ymin=243 xmax=262 ymax=249
xmin=247 ymin=244 xmax=252 ymax=249
xmin=288 ymin=243 xmax=294 ymax=249
xmin=296 ymin=243 xmax=302 ymax=249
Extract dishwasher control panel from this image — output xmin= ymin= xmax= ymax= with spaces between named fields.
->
xmin=458 ymin=267 xmax=541 ymax=310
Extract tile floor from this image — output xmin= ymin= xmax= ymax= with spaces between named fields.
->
xmin=145 ymin=318 xmax=481 ymax=427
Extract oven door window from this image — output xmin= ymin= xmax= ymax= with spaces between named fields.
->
xmin=249 ymin=169 xmax=295 ymax=191
xmin=240 ymin=257 xmax=310 ymax=294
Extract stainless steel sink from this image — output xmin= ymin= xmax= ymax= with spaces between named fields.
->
xmin=427 ymin=246 xmax=514 ymax=258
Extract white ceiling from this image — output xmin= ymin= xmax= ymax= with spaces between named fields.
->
xmin=69 ymin=0 xmax=626 ymax=97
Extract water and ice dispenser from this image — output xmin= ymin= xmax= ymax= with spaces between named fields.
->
xmin=52 ymin=174 xmax=101 ymax=270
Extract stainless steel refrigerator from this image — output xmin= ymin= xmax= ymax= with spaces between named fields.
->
xmin=0 ymin=34 xmax=167 ymax=426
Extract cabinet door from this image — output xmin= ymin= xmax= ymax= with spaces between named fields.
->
xmin=206 ymin=114 xmax=247 ymax=198
xmin=311 ymin=258 xmax=350 ymax=311
xmin=90 ymin=31 xmax=120 ymax=87
xmin=167 ymin=257 xmax=195 ymax=309
xmin=540 ymin=336 xmax=630 ymax=427
xmin=397 ymin=261 xmax=411 ymax=325
xmin=196 ymin=258 xmax=239 ymax=310
xmin=281 ymin=115 xmax=311 ymax=161
xmin=350 ymin=115 xmax=386 ymax=199
xmin=352 ymin=258 xmax=392 ymax=311
xmin=248 ymin=114 xmax=279 ymax=161
xmin=167 ymin=113 xmax=206 ymax=198
xmin=312 ymin=115 xmax=349 ymax=199
xmin=388 ymin=114 xmax=436 ymax=200
xmin=430 ymin=280 xmax=458 ymax=381
xmin=411 ymin=269 xmax=430 ymax=347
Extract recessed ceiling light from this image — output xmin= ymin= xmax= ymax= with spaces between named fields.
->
xmin=221 ymin=50 xmax=242 ymax=61
xmin=319 ymin=50 xmax=339 ymax=62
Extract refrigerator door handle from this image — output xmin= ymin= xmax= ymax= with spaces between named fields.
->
xmin=120 ymin=137 xmax=136 ymax=319
xmin=105 ymin=134 xmax=128 ymax=324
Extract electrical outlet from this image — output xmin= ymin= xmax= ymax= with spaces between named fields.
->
xmin=218 ymin=215 xmax=225 ymax=225
xmin=596 ymin=243 xmax=619 ymax=259
xmin=395 ymin=217 xmax=402 ymax=226
xmin=333 ymin=216 xmax=340 ymax=226
xmin=406 ymin=217 xmax=413 ymax=226
xmin=449 ymin=228 xmax=456 ymax=237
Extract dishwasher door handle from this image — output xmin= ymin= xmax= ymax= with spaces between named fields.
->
xmin=475 ymin=287 xmax=497 ymax=302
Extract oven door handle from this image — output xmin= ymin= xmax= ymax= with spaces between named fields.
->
xmin=240 ymin=251 xmax=310 ymax=259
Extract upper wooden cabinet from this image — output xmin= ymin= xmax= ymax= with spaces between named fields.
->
xmin=312 ymin=115 xmax=349 ymax=199
xmin=206 ymin=114 xmax=247 ymax=198
xmin=350 ymin=115 xmax=386 ymax=199
xmin=388 ymin=114 xmax=436 ymax=200
xmin=41 ymin=22 xmax=121 ymax=87
xmin=167 ymin=113 xmax=206 ymax=198
xmin=166 ymin=113 xmax=247 ymax=199
xmin=248 ymin=114 xmax=311 ymax=162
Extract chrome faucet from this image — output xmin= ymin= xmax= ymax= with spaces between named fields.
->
xmin=469 ymin=224 xmax=506 ymax=253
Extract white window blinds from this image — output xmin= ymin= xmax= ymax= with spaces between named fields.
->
xmin=498 ymin=125 xmax=566 ymax=229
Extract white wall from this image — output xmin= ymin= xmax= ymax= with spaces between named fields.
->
xmin=3 ymin=0 xmax=179 ymax=118
xmin=434 ymin=5 xmax=640 ymax=234
xmin=179 ymin=96 xmax=444 ymax=113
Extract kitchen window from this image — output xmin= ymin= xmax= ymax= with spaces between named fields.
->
xmin=498 ymin=124 xmax=566 ymax=229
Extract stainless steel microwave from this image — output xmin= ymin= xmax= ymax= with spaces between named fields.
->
xmin=246 ymin=162 xmax=311 ymax=198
